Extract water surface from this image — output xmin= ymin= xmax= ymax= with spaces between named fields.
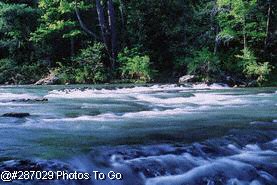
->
xmin=0 ymin=84 xmax=276 ymax=185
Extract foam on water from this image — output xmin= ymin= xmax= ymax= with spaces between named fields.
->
xmin=42 ymin=108 xmax=199 ymax=123
xmin=123 ymin=107 xmax=196 ymax=118
xmin=135 ymin=93 xmax=246 ymax=106
xmin=0 ymin=85 xmax=276 ymax=185
xmin=270 ymin=139 xmax=277 ymax=144
xmin=108 ymin=130 xmax=276 ymax=185
xmin=92 ymin=131 xmax=276 ymax=185
xmin=43 ymin=113 xmax=119 ymax=122
xmin=0 ymin=102 xmax=34 ymax=106
xmin=0 ymin=129 xmax=276 ymax=185
xmin=44 ymin=84 xmax=250 ymax=115
xmin=244 ymin=144 xmax=261 ymax=151
xmin=45 ymin=85 xmax=182 ymax=99
xmin=146 ymin=159 xmax=256 ymax=185
xmin=192 ymin=83 xmax=230 ymax=89
xmin=250 ymin=120 xmax=277 ymax=125
xmin=142 ymin=143 xmax=275 ymax=185
xmin=45 ymin=84 xmax=230 ymax=99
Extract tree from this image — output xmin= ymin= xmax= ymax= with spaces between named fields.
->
xmin=217 ymin=0 xmax=266 ymax=50
xmin=0 ymin=2 xmax=38 ymax=62
xmin=216 ymin=0 xmax=272 ymax=83
xmin=0 ymin=0 xmax=276 ymax=85
xmin=0 ymin=2 xmax=47 ymax=84
xmin=125 ymin=0 xmax=188 ymax=74
xmin=30 ymin=0 xmax=83 ymax=62
xmin=77 ymin=0 xmax=118 ymax=70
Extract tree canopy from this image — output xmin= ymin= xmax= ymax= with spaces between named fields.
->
xmin=0 ymin=0 xmax=276 ymax=85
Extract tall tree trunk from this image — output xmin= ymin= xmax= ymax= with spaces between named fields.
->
xmin=118 ymin=0 xmax=125 ymax=30
xmin=243 ymin=16 xmax=247 ymax=50
xmin=243 ymin=32 xmax=247 ymax=50
xmin=75 ymin=3 xmax=99 ymax=40
xmin=70 ymin=38 xmax=75 ymax=58
xmin=95 ymin=0 xmax=110 ymax=53
xmin=211 ymin=2 xmax=218 ymax=55
xmin=118 ymin=0 xmax=127 ymax=46
xmin=214 ymin=26 xmax=218 ymax=55
xmin=180 ymin=0 xmax=186 ymax=52
xmin=107 ymin=0 xmax=117 ymax=69
xmin=264 ymin=0 xmax=271 ymax=50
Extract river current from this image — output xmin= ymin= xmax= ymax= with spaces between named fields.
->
xmin=0 ymin=84 xmax=276 ymax=185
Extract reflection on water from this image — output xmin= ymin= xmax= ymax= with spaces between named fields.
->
xmin=0 ymin=84 xmax=276 ymax=185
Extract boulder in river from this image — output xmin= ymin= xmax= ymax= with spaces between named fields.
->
xmin=11 ymin=98 xmax=48 ymax=102
xmin=2 ymin=113 xmax=30 ymax=118
xmin=178 ymin=75 xmax=196 ymax=84
xmin=35 ymin=71 xmax=60 ymax=85
xmin=247 ymin=80 xmax=258 ymax=87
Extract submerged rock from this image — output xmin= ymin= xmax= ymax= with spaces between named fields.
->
xmin=11 ymin=98 xmax=48 ymax=102
xmin=178 ymin=75 xmax=196 ymax=84
xmin=0 ymin=159 xmax=71 ymax=172
xmin=247 ymin=80 xmax=258 ymax=87
xmin=0 ymin=160 xmax=43 ymax=172
xmin=0 ymin=129 xmax=275 ymax=185
xmin=2 ymin=112 xmax=30 ymax=118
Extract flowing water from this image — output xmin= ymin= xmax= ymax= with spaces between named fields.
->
xmin=0 ymin=84 xmax=276 ymax=185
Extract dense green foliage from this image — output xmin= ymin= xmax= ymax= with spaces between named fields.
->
xmin=118 ymin=47 xmax=152 ymax=82
xmin=0 ymin=0 xmax=276 ymax=85
xmin=184 ymin=48 xmax=220 ymax=82
xmin=56 ymin=42 xmax=108 ymax=84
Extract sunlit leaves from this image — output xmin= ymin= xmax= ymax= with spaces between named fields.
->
xmin=0 ymin=2 xmax=38 ymax=50
xmin=236 ymin=48 xmax=272 ymax=83
xmin=217 ymin=0 xmax=265 ymax=44
xmin=118 ymin=47 xmax=152 ymax=82
xmin=31 ymin=0 xmax=83 ymax=42
xmin=216 ymin=0 xmax=270 ymax=83
xmin=185 ymin=48 xmax=220 ymax=80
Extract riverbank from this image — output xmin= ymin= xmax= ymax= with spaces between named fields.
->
xmin=2 ymin=69 xmax=276 ymax=88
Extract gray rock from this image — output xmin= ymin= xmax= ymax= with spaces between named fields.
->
xmin=2 ymin=113 xmax=30 ymax=118
xmin=11 ymin=98 xmax=48 ymax=102
xmin=247 ymin=80 xmax=258 ymax=87
xmin=178 ymin=75 xmax=196 ymax=84
xmin=35 ymin=71 xmax=60 ymax=85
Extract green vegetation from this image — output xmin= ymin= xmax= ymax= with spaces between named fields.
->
xmin=0 ymin=0 xmax=276 ymax=86
xmin=118 ymin=47 xmax=152 ymax=82
xmin=180 ymin=48 xmax=220 ymax=82
xmin=56 ymin=42 xmax=108 ymax=84
xmin=236 ymin=48 xmax=272 ymax=84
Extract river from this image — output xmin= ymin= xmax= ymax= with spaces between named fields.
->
xmin=0 ymin=84 xmax=276 ymax=185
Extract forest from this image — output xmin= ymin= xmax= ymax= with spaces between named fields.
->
xmin=0 ymin=0 xmax=276 ymax=86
